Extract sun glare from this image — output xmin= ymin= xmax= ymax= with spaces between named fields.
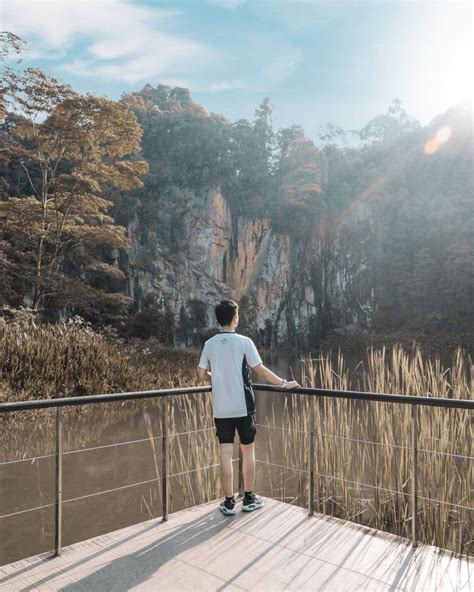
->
xmin=408 ymin=7 xmax=473 ymax=122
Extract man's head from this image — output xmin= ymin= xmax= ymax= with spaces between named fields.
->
xmin=215 ymin=299 xmax=239 ymax=328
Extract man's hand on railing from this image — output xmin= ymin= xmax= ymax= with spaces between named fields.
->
xmin=253 ymin=364 xmax=300 ymax=389
xmin=282 ymin=380 xmax=300 ymax=390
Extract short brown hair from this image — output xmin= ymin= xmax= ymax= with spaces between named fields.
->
xmin=215 ymin=299 xmax=238 ymax=326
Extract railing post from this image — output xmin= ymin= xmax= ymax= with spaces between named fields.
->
xmin=308 ymin=396 xmax=315 ymax=516
xmin=238 ymin=446 xmax=243 ymax=497
xmin=54 ymin=406 xmax=63 ymax=557
xmin=411 ymin=404 xmax=418 ymax=547
xmin=314 ymin=397 xmax=321 ymax=514
xmin=162 ymin=397 xmax=170 ymax=522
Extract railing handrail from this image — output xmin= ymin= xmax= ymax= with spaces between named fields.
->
xmin=0 ymin=383 xmax=472 ymax=413
xmin=255 ymin=384 xmax=474 ymax=409
xmin=0 ymin=385 xmax=212 ymax=413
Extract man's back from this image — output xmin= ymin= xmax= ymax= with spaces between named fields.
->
xmin=198 ymin=332 xmax=262 ymax=418
xmin=196 ymin=299 xmax=298 ymax=516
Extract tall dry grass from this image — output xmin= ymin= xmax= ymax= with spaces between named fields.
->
xmin=258 ymin=345 xmax=473 ymax=555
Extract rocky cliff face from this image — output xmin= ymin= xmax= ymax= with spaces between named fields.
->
xmin=125 ymin=188 xmax=375 ymax=351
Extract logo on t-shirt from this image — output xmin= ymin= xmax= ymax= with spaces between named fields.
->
xmin=220 ymin=337 xmax=228 ymax=344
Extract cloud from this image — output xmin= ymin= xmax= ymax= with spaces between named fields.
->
xmin=262 ymin=49 xmax=303 ymax=84
xmin=207 ymin=0 xmax=247 ymax=8
xmin=260 ymin=1 xmax=342 ymax=32
xmin=208 ymin=79 xmax=245 ymax=91
xmin=3 ymin=0 xmax=307 ymax=93
xmin=2 ymin=0 xmax=213 ymax=84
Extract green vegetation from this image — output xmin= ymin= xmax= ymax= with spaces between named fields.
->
xmin=0 ymin=310 xmax=191 ymax=404
xmin=0 ymin=310 xmax=221 ymax=521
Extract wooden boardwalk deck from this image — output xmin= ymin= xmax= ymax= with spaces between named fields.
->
xmin=1 ymin=497 xmax=472 ymax=591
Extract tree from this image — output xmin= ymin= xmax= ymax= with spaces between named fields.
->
xmin=272 ymin=136 xmax=326 ymax=233
xmin=276 ymin=124 xmax=305 ymax=162
xmin=358 ymin=98 xmax=420 ymax=145
xmin=0 ymin=31 xmax=25 ymax=64
xmin=316 ymin=122 xmax=347 ymax=147
xmin=122 ymin=84 xmax=231 ymax=193
xmin=253 ymin=97 xmax=275 ymax=170
xmin=0 ymin=63 xmax=148 ymax=315
xmin=221 ymin=99 xmax=276 ymax=217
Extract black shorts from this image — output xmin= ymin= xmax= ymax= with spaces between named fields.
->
xmin=214 ymin=413 xmax=256 ymax=445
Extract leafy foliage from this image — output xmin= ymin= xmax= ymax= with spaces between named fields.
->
xmin=0 ymin=51 xmax=148 ymax=320
xmin=272 ymin=136 xmax=326 ymax=233
xmin=358 ymin=97 xmax=420 ymax=145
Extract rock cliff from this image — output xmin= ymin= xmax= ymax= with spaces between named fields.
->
xmin=124 ymin=188 xmax=375 ymax=351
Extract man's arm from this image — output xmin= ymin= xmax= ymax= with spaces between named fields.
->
xmin=252 ymin=363 xmax=299 ymax=389
xmin=196 ymin=367 xmax=211 ymax=381
xmin=197 ymin=342 xmax=211 ymax=382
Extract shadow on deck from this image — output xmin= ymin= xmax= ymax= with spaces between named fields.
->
xmin=0 ymin=497 xmax=472 ymax=591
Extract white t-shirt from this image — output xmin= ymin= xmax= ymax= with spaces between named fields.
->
xmin=198 ymin=332 xmax=263 ymax=418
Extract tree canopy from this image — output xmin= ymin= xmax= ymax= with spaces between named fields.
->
xmin=1 ymin=41 xmax=148 ymax=321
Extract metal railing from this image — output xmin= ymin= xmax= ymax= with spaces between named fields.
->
xmin=0 ymin=383 xmax=472 ymax=559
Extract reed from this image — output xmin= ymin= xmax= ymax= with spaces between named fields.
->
xmin=258 ymin=345 xmax=473 ymax=555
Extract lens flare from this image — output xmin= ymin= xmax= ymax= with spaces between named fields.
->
xmin=436 ymin=125 xmax=452 ymax=143
xmin=424 ymin=125 xmax=453 ymax=155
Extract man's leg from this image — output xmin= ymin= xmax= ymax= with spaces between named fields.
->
xmin=240 ymin=442 xmax=255 ymax=492
xmin=219 ymin=443 xmax=234 ymax=498
xmin=238 ymin=414 xmax=263 ymax=511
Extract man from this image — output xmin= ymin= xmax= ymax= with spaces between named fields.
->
xmin=197 ymin=299 xmax=300 ymax=516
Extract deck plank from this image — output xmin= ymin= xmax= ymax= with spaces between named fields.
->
xmin=0 ymin=497 xmax=472 ymax=591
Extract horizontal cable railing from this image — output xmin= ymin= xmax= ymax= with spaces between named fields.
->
xmin=256 ymin=423 xmax=474 ymax=459
xmin=1 ymin=383 xmax=472 ymax=560
xmin=254 ymin=460 xmax=472 ymax=511
xmin=1 ymin=459 xmax=240 ymax=520
xmin=0 ymin=427 xmax=218 ymax=467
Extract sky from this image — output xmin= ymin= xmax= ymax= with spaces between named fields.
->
xmin=3 ymin=0 xmax=473 ymax=140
